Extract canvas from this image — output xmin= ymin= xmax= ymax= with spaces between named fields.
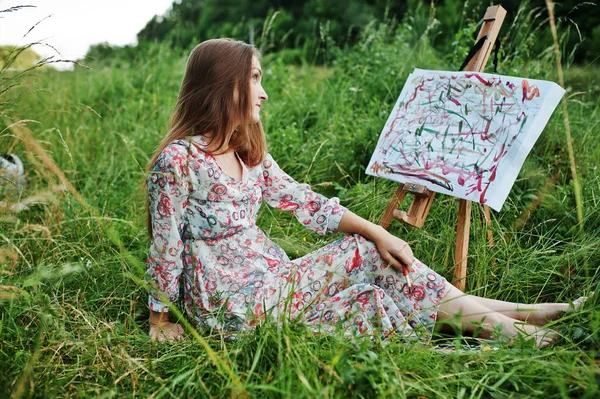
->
xmin=367 ymin=68 xmax=565 ymax=211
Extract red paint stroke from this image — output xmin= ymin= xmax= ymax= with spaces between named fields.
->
xmin=405 ymin=80 xmax=425 ymax=109
xmin=480 ymin=119 xmax=492 ymax=141
xmin=493 ymin=143 xmax=506 ymax=162
xmin=499 ymin=84 xmax=517 ymax=98
xmin=521 ymin=80 xmax=540 ymax=103
xmin=465 ymin=73 xmax=492 ymax=86
xmin=479 ymin=164 xmax=498 ymax=203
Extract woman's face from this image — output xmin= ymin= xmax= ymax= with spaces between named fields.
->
xmin=248 ymin=56 xmax=268 ymax=124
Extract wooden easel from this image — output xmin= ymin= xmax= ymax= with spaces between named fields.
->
xmin=379 ymin=5 xmax=507 ymax=291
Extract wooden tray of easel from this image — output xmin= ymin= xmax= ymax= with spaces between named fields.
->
xmin=378 ymin=5 xmax=507 ymax=291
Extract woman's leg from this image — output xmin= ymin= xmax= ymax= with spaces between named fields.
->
xmin=437 ymin=282 xmax=556 ymax=347
xmin=465 ymin=295 xmax=570 ymax=325
xmin=463 ymin=292 xmax=590 ymax=325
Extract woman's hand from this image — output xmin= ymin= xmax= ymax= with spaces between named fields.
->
xmin=372 ymin=229 xmax=415 ymax=273
xmin=149 ymin=310 xmax=184 ymax=342
xmin=337 ymin=210 xmax=414 ymax=273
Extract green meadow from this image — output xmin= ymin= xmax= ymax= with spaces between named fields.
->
xmin=2 ymin=10 xmax=600 ymax=399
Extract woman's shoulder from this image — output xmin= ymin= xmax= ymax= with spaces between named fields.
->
xmin=151 ymin=139 xmax=193 ymax=175
xmin=188 ymin=135 xmax=209 ymax=150
xmin=261 ymin=152 xmax=275 ymax=167
xmin=245 ymin=153 xmax=274 ymax=176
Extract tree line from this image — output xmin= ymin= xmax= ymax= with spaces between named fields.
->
xmin=84 ymin=0 xmax=599 ymax=65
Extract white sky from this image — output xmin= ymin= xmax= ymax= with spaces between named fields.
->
xmin=0 ymin=0 xmax=174 ymax=69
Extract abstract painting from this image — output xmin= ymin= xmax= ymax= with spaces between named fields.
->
xmin=367 ymin=68 xmax=565 ymax=211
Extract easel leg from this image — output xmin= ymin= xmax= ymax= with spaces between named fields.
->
xmin=453 ymin=199 xmax=472 ymax=291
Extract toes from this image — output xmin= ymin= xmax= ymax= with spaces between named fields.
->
xmin=573 ymin=297 xmax=586 ymax=309
xmin=571 ymin=291 xmax=596 ymax=310
xmin=514 ymin=323 xmax=557 ymax=348
xmin=535 ymin=329 xmax=558 ymax=348
xmin=573 ymin=293 xmax=593 ymax=309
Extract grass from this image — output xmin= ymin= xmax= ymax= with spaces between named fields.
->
xmin=1 ymin=9 xmax=600 ymax=399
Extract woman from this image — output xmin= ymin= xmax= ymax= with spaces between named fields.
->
xmin=146 ymin=38 xmax=581 ymax=347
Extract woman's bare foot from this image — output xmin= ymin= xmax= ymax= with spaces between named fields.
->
xmin=511 ymin=323 xmax=558 ymax=348
xmin=522 ymin=303 xmax=568 ymax=326
xmin=572 ymin=293 xmax=593 ymax=310
xmin=520 ymin=294 xmax=593 ymax=326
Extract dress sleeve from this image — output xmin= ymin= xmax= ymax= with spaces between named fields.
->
xmin=261 ymin=153 xmax=347 ymax=235
xmin=146 ymin=144 xmax=190 ymax=312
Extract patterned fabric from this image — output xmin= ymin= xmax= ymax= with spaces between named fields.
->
xmin=146 ymin=135 xmax=448 ymax=341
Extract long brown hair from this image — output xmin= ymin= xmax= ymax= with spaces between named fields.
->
xmin=149 ymin=38 xmax=266 ymax=168
xmin=146 ymin=38 xmax=267 ymax=235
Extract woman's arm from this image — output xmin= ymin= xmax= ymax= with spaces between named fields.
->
xmin=261 ymin=154 xmax=346 ymax=235
xmin=337 ymin=210 xmax=414 ymax=273
xmin=260 ymin=154 xmax=413 ymax=272
xmin=146 ymin=143 xmax=190 ymax=341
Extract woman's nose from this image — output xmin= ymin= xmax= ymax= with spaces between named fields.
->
xmin=260 ymin=86 xmax=268 ymax=101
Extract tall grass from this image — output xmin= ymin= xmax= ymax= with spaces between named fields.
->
xmin=545 ymin=0 xmax=584 ymax=228
xmin=1 ymin=2 xmax=599 ymax=397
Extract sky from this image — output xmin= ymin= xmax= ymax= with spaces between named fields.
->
xmin=0 ymin=0 xmax=174 ymax=69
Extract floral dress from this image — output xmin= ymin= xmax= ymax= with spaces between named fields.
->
xmin=146 ymin=136 xmax=448 ymax=342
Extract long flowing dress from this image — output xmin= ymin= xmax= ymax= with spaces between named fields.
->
xmin=146 ymin=136 xmax=449 ymax=342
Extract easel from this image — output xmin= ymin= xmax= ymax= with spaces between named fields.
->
xmin=378 ymin=5 xmax=507 ymax=291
